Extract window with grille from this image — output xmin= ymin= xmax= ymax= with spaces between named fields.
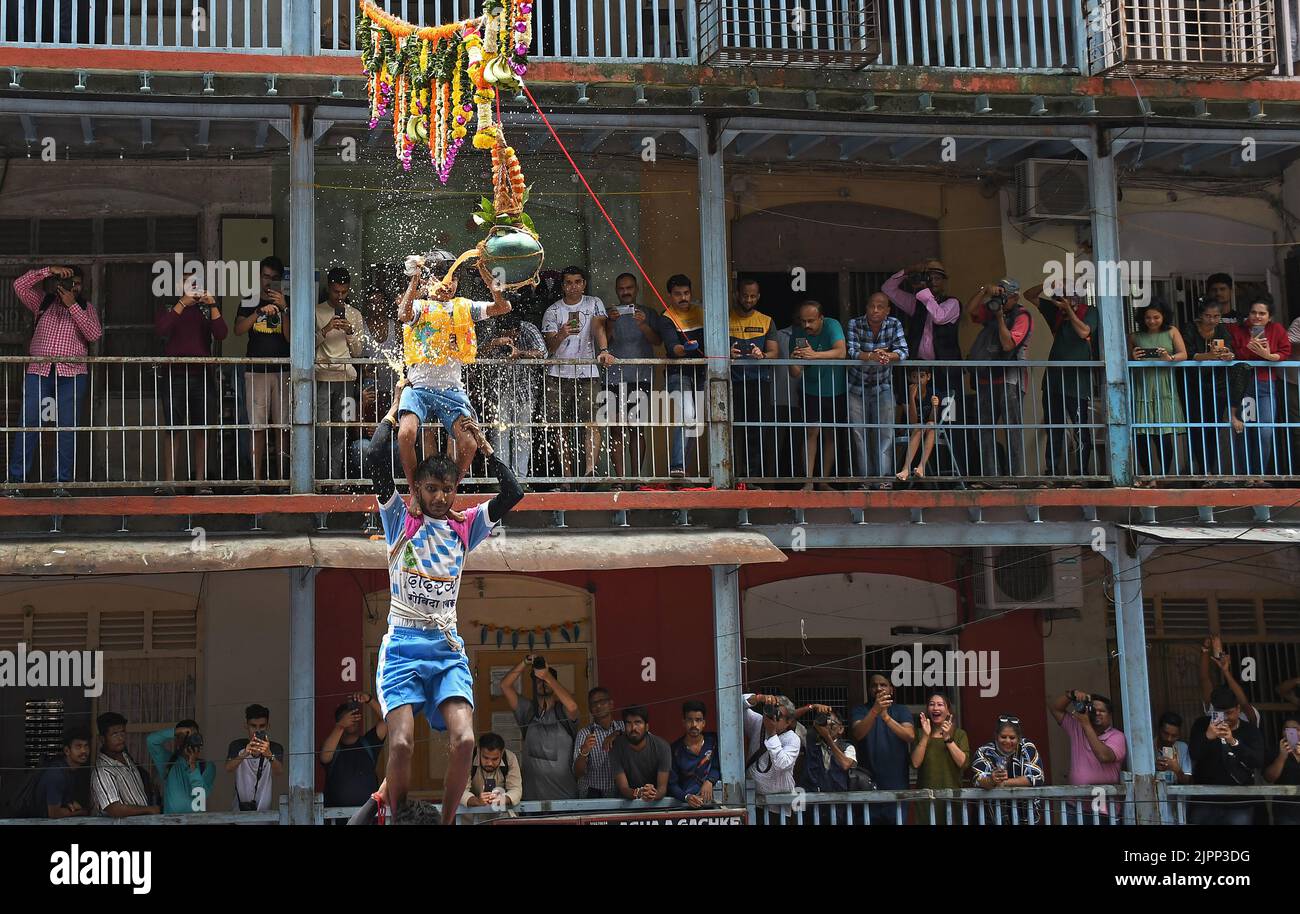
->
xmin=0 ymin=601 xmax=201 ymax=777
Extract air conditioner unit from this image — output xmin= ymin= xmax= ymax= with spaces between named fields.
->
xmin=975 ymin=546 xmax=1084 ymax=615
xmin=1015 ymin=159 xmax=1090 ymax=222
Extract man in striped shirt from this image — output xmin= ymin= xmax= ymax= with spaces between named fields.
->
xmin=91 ymin=712 xmax=159 ymax=818
xmin=5 ymin=265 xmax=102 ymax=497
xmin=846 ymin=292 xmax=908 ymax=483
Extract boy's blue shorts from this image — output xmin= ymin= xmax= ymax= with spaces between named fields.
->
xmin=376 ymin=625 xmax=474 ymax=731
xmin=398 ymin=386 xmax=476 ymax=435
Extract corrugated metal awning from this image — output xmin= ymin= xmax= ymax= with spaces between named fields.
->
xmin=0 ymin=530 xmax=787 ymax=576
xmin=1119 ymin=524 xmax=1300 ymax=545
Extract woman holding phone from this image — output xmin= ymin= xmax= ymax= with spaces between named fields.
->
xmin=910 ymin=691 xmax=968 ymax=823
xmin=1128 ymin=301 xmax=1187 ymax=482
xmin=971 ymin=715 xmax=1045 ymax=822
xmin=1264 ymin=717 xmax=1300 ymax=825
xmin=1228 ymin=294 xmax=1292 ymax=478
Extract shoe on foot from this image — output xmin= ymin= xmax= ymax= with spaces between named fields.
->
xmin=243 ymin=485 xmax=261 ymax=495
xmin=669 ymin=468 xmax=686 ymax=479
xmin=51 ymin=487 xmax=72 ymax=498
xmin=2 ymin=488 xmax=21 ymax=498
xmin=154 ymin=485 xmax=177 ymax=496
xmin=195 ymin=487 xmax=215 ymax=496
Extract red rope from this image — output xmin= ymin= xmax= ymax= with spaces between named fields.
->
xmin=520 ymin=83 xmax=669 ymax=312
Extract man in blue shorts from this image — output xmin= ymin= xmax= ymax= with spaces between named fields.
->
xmin=351 ymin=378 xmax=523 ymax=825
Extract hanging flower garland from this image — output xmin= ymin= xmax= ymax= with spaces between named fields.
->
xmin=359 ymin=0 xmax=543 ymax=290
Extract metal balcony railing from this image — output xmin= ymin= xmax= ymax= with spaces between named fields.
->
xmin=7 ymin=354 xmax=1300 ymax=494
xmin=1128 ymin=360 xmax=1300 ymax=483
xmin=0 ymin=0 xmax=284 ymax=50
xmin=874 ymin=0 xmax=1081 ymax=70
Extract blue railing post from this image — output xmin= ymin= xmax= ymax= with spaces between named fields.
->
xmin=1085 ymin=130 xmax=1132 ymax=486
xmin=696 ymin=115 xmax=734 ymax=488
xmin=711 ymin=564 xmax=746 ymax=807
xmin=288 ymin=567 xmax=318 ymax=825
xmin=289 ymin=104 xmax=317 ymax=493
xmin=1104 ymin=531 xmax=1159 ymax=825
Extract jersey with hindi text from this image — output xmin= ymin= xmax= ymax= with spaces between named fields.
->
xmin=379 ymin=492 xmax=497 ymax=629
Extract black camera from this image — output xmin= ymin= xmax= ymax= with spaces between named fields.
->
xmin=986 ymin=292 xmax=1008 ymax=312
xmin=57 ymin=278 xmax=78 ymax=293
xmin=1071 ymin=698 xmax=1094 ymax=716
xmin=904 ymin=271 xmax=932 ymax=293
xmin=761 ymin=702 xmax=781 ymax=720
xmin=344 ymin=700 xmax=361 ymax=714
xmin=254 ymin=729 xmax=268 ymax=742
xmin=532 ymin=656 xmax=547 ymax=670
xmin=814 ymin=712 xmax=830 ymax=727
xmin=183 ymin=731 xmax=204 ymax=752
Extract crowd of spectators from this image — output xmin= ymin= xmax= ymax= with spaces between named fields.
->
xmin=4 ymin=259 xmax=1297 ymax=492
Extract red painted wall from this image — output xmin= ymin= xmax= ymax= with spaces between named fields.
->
xmin=314 ymin=569 xmax=384 ymax=791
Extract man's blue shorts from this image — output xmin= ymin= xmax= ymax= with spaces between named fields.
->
xmin=376 ymin=625 xmax=474 ymax=731
xmin=398 ymin=386 xmax=476 ymax=436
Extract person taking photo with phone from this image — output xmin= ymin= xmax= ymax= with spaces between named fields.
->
xmin=225 ymin=703 xmax=285 ymax=812
xmin=1264 ymin=716 xmax=1300 ymax=825
xmin=972 ymin=714 xmax=1045 ymax=822
xmin=572 ymin=686 xmax=624 ymax=799
xmin=155 ymin=278 xmax=226 ymax=495
xmin=1188 ymin=686 xmax=1265 ymax=825
xmin=320 ymin=693 xmax=388 ymax=814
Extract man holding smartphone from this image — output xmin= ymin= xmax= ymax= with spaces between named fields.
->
xmin=315 ymin=267 xmax=365 ymax=484
xmin=155 ymin=280 xmax=226 ymax=495
xmin=226 ymin=703 xmax=285 ymax=812
xmin=1188 ymin=687 xmax=1264 ymax=825
xmin=728 ymin=278 xmax=779 ymax=482
xmin=603 ymin=274 xmax=662 ymax=480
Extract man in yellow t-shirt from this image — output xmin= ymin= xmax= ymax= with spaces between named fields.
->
xmin=395 ymin=256 xmax=512 ymax=498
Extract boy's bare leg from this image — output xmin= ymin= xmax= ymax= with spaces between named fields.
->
xmin=382 ymin=703 xmax=415 ymax=819
xmin=398 ymin=412 xmax=421 ymax=499
xmin=439 ymin=697 xmax=476 ymax=825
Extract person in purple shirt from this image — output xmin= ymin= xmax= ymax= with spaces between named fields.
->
xmin=155 ymin=284 xmax=228 ymax=495
xmin=1050 ymin=688 xmax=1127 ymax=821
xmin=668 ymin=700 xmax=721 ymax=806
xmin=882 ymin=260 xmax=962 ymax=398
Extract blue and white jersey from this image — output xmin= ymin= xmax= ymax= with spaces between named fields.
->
xmin=379 ymin=492 xmax=497 ymax=630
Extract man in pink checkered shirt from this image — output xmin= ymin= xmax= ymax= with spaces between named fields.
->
xmin=5 ymin=265 xmax=102 ymax=496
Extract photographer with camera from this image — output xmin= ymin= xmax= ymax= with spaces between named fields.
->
xmin=1022 ymin=279 xmax=1100 ymax=478
xmin=742 ymin=693 xmax=801 ymax=801
xmin=155 ymin=279 xmax=227 ymax=495
xmin=1188 ymin=687 xmax=1264 ymax=825
xmin=502 ymin=654 xmax=581 ymax=801
xmin=798 ymin=705 xmax=862 ymax=793
xmin=1050 ymin=689 xmax=1127 ymax=817
xmin=225 ymin=703 xmax=285 ymax=812
xmin=319 ymin=692 xmax=388 ymax=810
xmin=235 ymin=256 xmax=290 ymax=491
xmin=146 ymin=719 xmax=216 ymax=815
xmin=5 ymin=265 xmax=102 ymax=497
xmin=882 ymin=260 xmax=962 ymax=400
xmin=967 ymin=278 xmax=1032 ymax=483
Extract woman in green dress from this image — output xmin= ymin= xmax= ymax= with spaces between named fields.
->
xmin=911 ymin=691 xmax=969 ymax=824
xmin=1128 ymin=301 xmax=1188 ymax=482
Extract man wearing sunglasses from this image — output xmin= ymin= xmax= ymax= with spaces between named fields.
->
xmin=572 ymin=686 xmax=623 ymax=800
